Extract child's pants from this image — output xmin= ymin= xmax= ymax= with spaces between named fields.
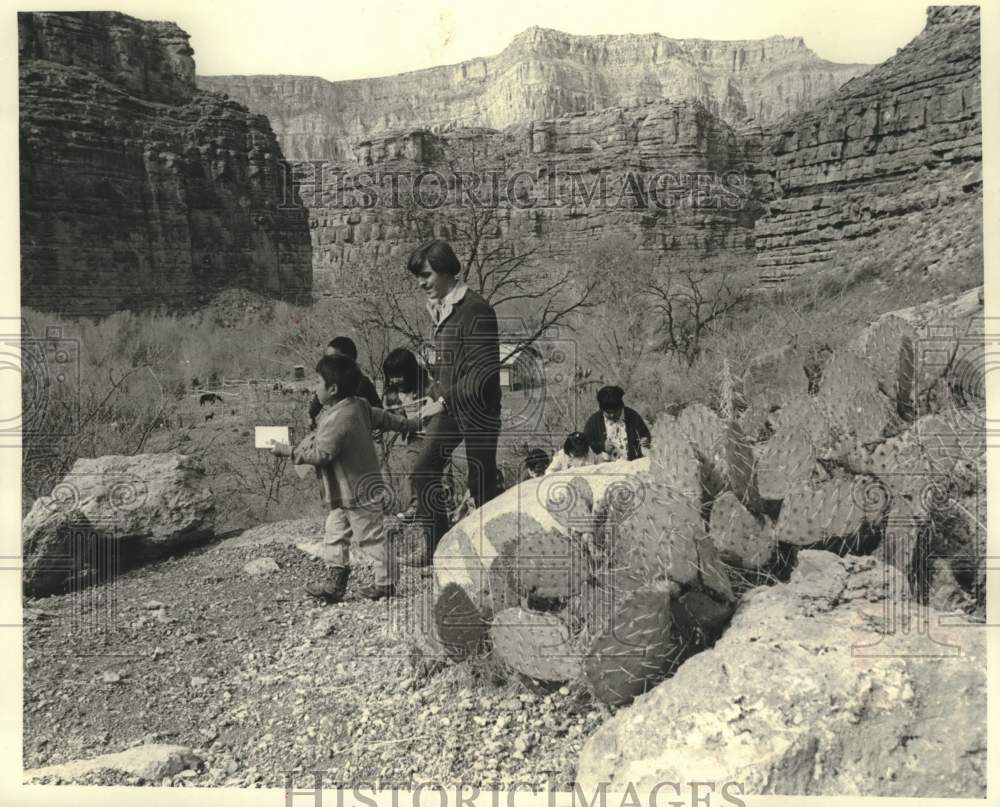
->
xmin=321 ymin=504 xmax=398 ymax=587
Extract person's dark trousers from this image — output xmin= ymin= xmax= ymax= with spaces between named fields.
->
xmin=411 ymin=412 xmax=501 ymax=556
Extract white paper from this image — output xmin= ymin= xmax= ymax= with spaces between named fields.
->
xmin=254 ymin=425 xmax=290 ymax=449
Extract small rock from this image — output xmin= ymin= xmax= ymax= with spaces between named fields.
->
xmin=310 ymin=613 xmax=338 ymax=639
xmin=191 ymin=677 xmax=209 ymax=688
xmin=143 ymin=601 xmax=165 ymax=610
xmin=101 ymin=671 xmax=122 ymax=684
xmin=243 ymin=558 xmax=280 ymax=577
xmin=155 ymin=610 xmax=175 ymax=625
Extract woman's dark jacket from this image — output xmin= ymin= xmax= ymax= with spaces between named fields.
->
xmin=582 ymin=406 xmax=651 ymax=461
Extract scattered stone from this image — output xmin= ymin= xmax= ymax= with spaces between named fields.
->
xmin=243 ymin=557 xmax=280 ymax=577
xmin=101 ymin=671 xmax=122 ymax=684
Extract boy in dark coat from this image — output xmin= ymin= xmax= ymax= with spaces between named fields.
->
xmin=582 ymin=385 xmax=652 ymax=462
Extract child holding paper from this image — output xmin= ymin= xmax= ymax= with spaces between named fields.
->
xmin=270 ymin=354 xmax=420 ymax=602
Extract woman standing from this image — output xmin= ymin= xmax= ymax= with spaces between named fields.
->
xmin=403 ymin=240 xmax=502 ymax=566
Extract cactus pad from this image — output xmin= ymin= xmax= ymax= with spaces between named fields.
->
xmin=490 ymin=607 xmax=581 ymax=683
xmin=774 ymin=476 xmax=885 ymax=546
xmin=709 ymin=490 xmax=774 ymax=570
xmin=434 ymin=582 xmax=489 ymax=660
xmin=539 ymin=475 xmax=594 ymax=533
xmin=610 ymin=482 xmax=705 ymax=586
xmin=496 ymin=528 xmax=591 ymax=610
xmin=583 ymin=589 xmax=685 ymax=706
xmin=755 ymin=425 xmax=817 ymax=501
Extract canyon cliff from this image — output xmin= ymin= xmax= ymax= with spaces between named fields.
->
xmin=754 ymin=6 xmax=981 ymax=283
xmin=199 ymin=28 xmax=870 ymax=162
xmin=19 ymin=11 xmax=312 ymax=316
xmin=294 ymin=100 xmax=766 ymax=290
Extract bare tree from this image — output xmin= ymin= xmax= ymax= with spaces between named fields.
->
xmin=345 ymin=132 xmax=599 ymax=360
xmin=646 ymin=263 xmax=754 ymax=367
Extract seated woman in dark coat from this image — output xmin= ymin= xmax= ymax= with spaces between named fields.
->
xmin=582 ymin=385 xmax=652 ymax=462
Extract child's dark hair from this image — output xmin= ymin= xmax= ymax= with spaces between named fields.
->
xmin=327 ymin=336 xmax=358 ymax=360
xmin=564 ymin=431 xmax=590 ymax=458
xmin=406 ymin=240 xmax=461 ymax=277
xmin=382 ymin=347 xmax=422 ymax=394
xmin=315 ymin=355 xmax=361 ymax=399
xmin=525 ymin=447 xmax=550 ymax=473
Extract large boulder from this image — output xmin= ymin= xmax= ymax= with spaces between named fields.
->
xmin=23 ymin=453 xmax=215 ymax=596
xmin=577 ymin=550 xmax=985 ymax=798
xmin=433 ymin=457 xmax=651 ymax=617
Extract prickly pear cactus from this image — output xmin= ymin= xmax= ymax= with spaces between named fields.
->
xmin=722 ymin=420 xmax=759 ymax=507
xmin=755 ymin=424 xmax=817 ymax=501
xmin=496 ymin=528 xmax=592 ymax=610
xmin=862 ymin=314 xmax=917 ymax=420
xmin=816 ymin=351 xmax=895 ymax=447
xmin=490 ymin=607 xmax=581 ymax=683
xmin=582 ymin=589 xmax=686 ymax=707
xmin=648 ymin=416 xmax=702 ymax=497
xmin=709 ymin=490 xmax=775 ymax=570
xmin=539 ymin=475 xmax=594 ymax=534
xmin=610 ymin=481 xmax=705 ymax=587
xmin=675 ymin=403 xmax=725 ymax=466
xmin=774 ymin=476 xmax=884 ymax=546
xmin=434 ymin=582 xmax=489 ymax=660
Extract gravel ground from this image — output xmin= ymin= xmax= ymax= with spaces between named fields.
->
xmin=23 ymin=516 xmax=613 ymax=789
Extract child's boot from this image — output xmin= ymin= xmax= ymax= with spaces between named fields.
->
xmin=358 ymin=582 xmax=397 ymax=601
xmin=305 ymin=565 xmax=351 ymax=603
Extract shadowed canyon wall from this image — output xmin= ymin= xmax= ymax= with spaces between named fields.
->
xmin=19 ymin=11 xmax=312 ymax=316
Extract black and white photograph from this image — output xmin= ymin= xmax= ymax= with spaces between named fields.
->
xmin=8 ymin=0 xmax=993 ymax=802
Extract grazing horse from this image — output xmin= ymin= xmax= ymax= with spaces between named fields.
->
xmin=200 ymin=393 xmax=223 ymax=406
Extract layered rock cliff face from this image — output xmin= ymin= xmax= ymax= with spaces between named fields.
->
xmin=294 ymin=100 xmax=766 ymax=286
xmin=199 ymin=28 xmax=869 ymax=162
xmin=755 ymin=6 xmax=981 ymax=283
xmin=19 ymin=12 xmax=312 ymax=316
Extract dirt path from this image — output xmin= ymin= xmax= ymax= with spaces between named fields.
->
xmin=23 ymin=517 xmax=608 ymax=789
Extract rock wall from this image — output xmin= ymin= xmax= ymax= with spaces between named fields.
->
xmin=295 ymin=100 xmax=767 ymax=287
xmin=19 ymin=12 xmax=313 ymax=316
xmin=198 ymin=28 xmax=869 ymax=162
xmin=755 ymin=6 xmax=982 ymax=283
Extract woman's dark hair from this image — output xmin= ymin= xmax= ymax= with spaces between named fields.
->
xmin=525 ymin=448 xmax=550 ymax=473
xmin=315 ymin=355 xmax=361 ymax=398
xmin=327 ymin=336 xmax=358 ymax=360
xmin=382 ymin=347 xmax=422 ymax=394
xmin=564 ymin=431 xmax=590 ymax=458
xmin=597 ymin=385 xmax=625 ymax=412
xmin=407 ymin=240 xmax=461 ymax=277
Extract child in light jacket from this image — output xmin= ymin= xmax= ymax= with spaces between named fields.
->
xmin=545 ymin=431 xmax=596 ymax=474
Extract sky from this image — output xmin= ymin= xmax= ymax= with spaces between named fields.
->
xmin=15 ymin=0 xmax=935 ymax=81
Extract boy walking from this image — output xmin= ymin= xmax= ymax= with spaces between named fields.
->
xmin=272 ymin=354 xmax=419 ymax=602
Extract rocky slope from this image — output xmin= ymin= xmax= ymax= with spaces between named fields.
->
xmin=199 ymin=28 xmax=869 ymax=161
xmin=19 ymin=12 xmax=312 ymax=316
xmin=754 ymin=5 xmax=981 ymax=283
